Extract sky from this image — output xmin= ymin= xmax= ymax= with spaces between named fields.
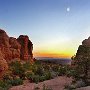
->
xmin=0 ymin=0 xmax=90 ymax=58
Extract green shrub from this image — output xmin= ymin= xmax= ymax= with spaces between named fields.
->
xmin=34 ymin=60 xmax=41 ymax=65
xmin=23 ymin=62 xmax=32 ymax=70
xmin=43 ymin=65 xmax=50 ymax=71
xmin=10 ymin=61 xmax=25 ymax=79
xmin=44 ymin=71 xmax=52 ymax=80
xmin=3 ymin=74 xmax=11 ymax=81
xmin=10 ymin=78 xmax=23 ymax=86
xmin=0 ymin=80 xmax=11 ymax=90
xmin=32 ymin=75 xmax=40 ymax=84
xmin=25 ymin=72 xmax=34 ymax=82
xmin=39 ymin=76 xmax=46 ymax=82
xmin=58 ymin=66 xmax=67 ymax=76
xmin=32 ymin=65 xmax=45 ymax=76
xmin=52 ymin=65 xmax=60 ymax=72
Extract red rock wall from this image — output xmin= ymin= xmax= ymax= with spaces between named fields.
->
xmin=17 ymin=35 xmax=33 ymax=60
xmin=0 ymin=49 xmax=8 ymax=78
xmin=0 ymin=29 xmax=33 ymax=62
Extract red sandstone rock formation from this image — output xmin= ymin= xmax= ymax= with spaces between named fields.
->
xmin=17 ymin=35 xmax=33 ymax=60
xmin=0 ymin=29 xmax=33 ymax=79
xmin=9 ymin=37 xmax=21 ymax=60
xmin=0 ymin=29 xmax=33 ymax=62
xmin=0 ymin=29 xmax=12 ymax=60
xmin=0 ymin=49 xmax=8 ymax=78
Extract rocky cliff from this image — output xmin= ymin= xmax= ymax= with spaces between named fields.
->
xmin=0 ymin=29 xmax=33 ymax=61
xmin=72 ymin=37 xmax=90 ymax=83
xmin=0 ymin=29 xmax=33 ymax=78
xmin=17 ymin=35 xmax=33 ymax=60
xmin=0 ymin=49 xmax=8 ymax=78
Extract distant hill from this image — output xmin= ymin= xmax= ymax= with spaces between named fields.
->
xmin=35 ymin=57 xmax=71 ymax=65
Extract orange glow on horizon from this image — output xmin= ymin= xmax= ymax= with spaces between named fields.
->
xmin=33 ymin=52 xmax=73 ymax=58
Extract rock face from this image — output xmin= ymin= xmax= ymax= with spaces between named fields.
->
xmin=72 ymin=37 xmax=90 ymax=83
xmin=17 ymin=35 xmax=33 ymax=60
xmin=0 ymin=49 xmax=8 ymax=78
xmin=0 ymin=29 xmax=33 ymax=62
xmin=82 ymin=37 xmax=90 ymax=46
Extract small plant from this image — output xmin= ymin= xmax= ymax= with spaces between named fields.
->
xmin=32 ymin=75 xmax=40 ymax=84
xmin=25 ymin=72 xmax=34 ymax=82
xmin=10 ymin=61 xmax=26 ymax=79
xmin=58 ymin=66 xmax=67 ymax=76
xmin=0 ymin=80 xmax=12 ymax=90
xmin=32 ymin=65 xmax=45 ymax=76
xmin=23 ymin=61 xmax=32 ymax=70
xmin=44 ymin=71 xmax=52 ymax=80
xmin=10 ymin=78 xmax=23 ymax=86
xmin=39 ymin=76 xmax=46 ymax=82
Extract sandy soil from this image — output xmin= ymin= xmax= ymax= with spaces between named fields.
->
xmin=9 ymin=76 xmax=72 ymax=90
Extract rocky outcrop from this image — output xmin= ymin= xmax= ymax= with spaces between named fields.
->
xmin=0 ymin=29 xmax=33 ymax=62
xmin=9 ymin=37 xmax=21 ymax=60
xmin=17 ymin=35 xmax=33 ymax=60
xmin=82 ymin=37 xmax=90 ymax=46
xmin=0 ymin=49 xmax=8 ymax=78
xmin=72 ymin=37 xmax=90 ymax=84
xmin=0 ymin=29 xmax=12 ymax=60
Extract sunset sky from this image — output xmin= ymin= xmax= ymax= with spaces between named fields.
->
xmin=0 ymin=0 xmax=90 ymax=58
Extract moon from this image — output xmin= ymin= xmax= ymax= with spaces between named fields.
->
xmin=66 ymin=7 xmax=70 ymax=12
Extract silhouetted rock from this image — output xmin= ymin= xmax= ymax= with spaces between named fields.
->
xmin=72 ymin=37 xmax=90 ymax=84
xmin=82 ymin=37 xmax=90 ymax=46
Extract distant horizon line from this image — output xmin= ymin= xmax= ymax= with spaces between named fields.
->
xmin=34 ymin=56 xmax=71 ymax=59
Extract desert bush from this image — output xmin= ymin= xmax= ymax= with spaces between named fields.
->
xmin=34 ymin=60 xmax=41 ymax=65
xmin=10 ymin=78 xmax=23 ymax=86
xmin=66 ymin=69 xmax=80 ymax=80
xmin=39 ymin=76 xmax=46 ymax=82
xmin=32 ymin=65 xmax=45 ymax=76
xmin=25 ymin=72 xmax=34 ymax=82
xmin=23 ymin=61 xmax=32 ymax=70
xmin=52 ymin=65 xmax=60 ymax=72
xmin=3 ymin=74 xmax=11 ymax=81
xmin=58 ymin=66 xmax=67 ymax=76
xmin=32 ymin=75 xmax=40 ymax=84
xmin=0 ymin=80 xmax=11 ymax=90
xmin=9 ymin=61 xmax=26 ymax=79
xmin=44 ymin=71 xmax=52 ymax=80
xmin=43 ymin=65 xmax=50 ymax=71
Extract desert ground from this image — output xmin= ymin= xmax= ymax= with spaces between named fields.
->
xmin=10 ymin=76 xmax=72 ymax=90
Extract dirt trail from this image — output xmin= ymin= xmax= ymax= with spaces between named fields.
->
xmin=10 ymin=76 xmax=72 ymax=90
